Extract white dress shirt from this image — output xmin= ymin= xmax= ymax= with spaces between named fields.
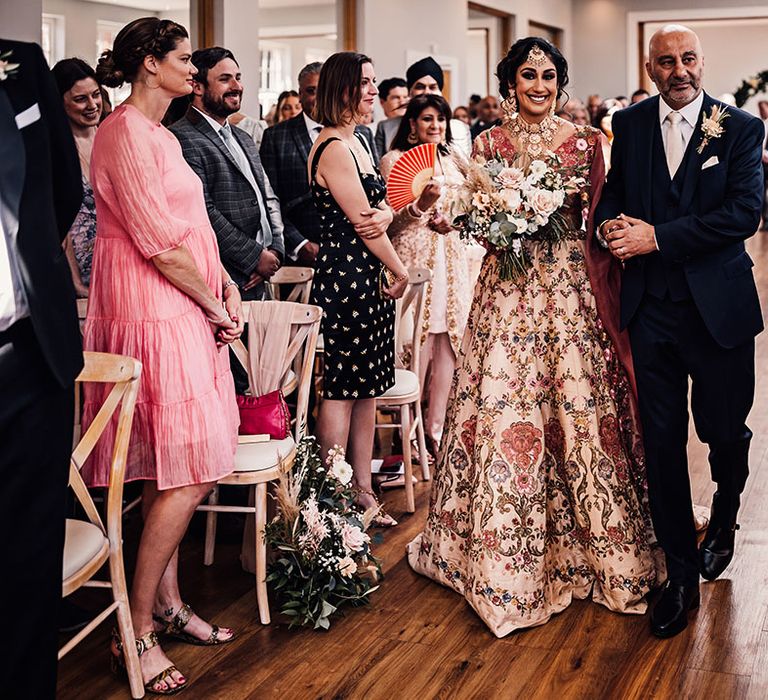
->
xmin=193 ymin=107 xmax=273 ymax=249
xmin=658 ymin=91 xmax=704 ymax=156
xmin=0 ymin=198 xmax=29 ymax=331
xmin=303 ymin=112 xmax=323 ymax=144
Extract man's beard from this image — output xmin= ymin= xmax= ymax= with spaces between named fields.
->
xmin=203 ymin=90 xmax=241 ymax=118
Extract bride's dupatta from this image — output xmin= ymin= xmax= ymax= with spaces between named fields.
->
xmin=583 ymin=137 xmax=639 ymax=402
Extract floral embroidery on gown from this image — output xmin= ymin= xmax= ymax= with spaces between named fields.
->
xmin=407 ymin=125 xmax=661 ymax=638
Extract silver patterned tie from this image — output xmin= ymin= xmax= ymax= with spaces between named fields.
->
xmin=665 ymin=111 xmax=684 ymax=178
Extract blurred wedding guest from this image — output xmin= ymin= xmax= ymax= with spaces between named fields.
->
xmin=52 ymin=58 xmax=102 ymax=298
xmin=261 ymin=61 xmax=377 ymax=267
xmin=309 ymin=52 xmax=408 ymax=525
xmin=615 ymin=95 xmax=629 ymax=108
xmin=468 ymin=93 xmax=481 ymax=119
xmin=85 ymin=18 xmax=241 ymax=695
xmin=587 ymin=93 xmax=602 ymax=125
xmin=228 ymin=111 xmax=269 ymax=150
xmin=0 ymin=38 xmax=82 ymax=700
xmin=378 ymin=77 xmax=408 ymax=119
xmin=375 ymin=57 xmax=471 ymax=155
xmin=631 ymin=88 xmax=650 ymax=104
xmin=453 ymin=105 xmax=471 ymax=125
xmin=596 ymin=98 xmax=623 ymax=142
xmin=170 ymin=46 xmax=284 ymax=304
xmin=380 ymin=94 xmax=472 ymax=458
xmin=470 ymin=94 xmax=500 ymax=138
xmin=276 ymin=89 xmax=301 ymax=123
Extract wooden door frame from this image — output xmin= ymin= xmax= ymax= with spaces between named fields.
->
xmin=467 ymin=1 xmax=512 ymax=53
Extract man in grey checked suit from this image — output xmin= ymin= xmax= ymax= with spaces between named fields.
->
xmin=260 ymin=61 xmax=378 ymax=267
xmin=170 ymin=47 xmax=284 ymax=301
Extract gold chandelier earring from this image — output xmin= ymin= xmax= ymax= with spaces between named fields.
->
xmin=407 ymin=129 xmax=419 ymax=144
xmin=501 ymin=92 xmax=518 ymax=122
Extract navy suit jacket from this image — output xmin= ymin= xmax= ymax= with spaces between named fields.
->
xmin=595 ymin=93 xmax=765 ymax=348
xmin=259 ymin=114 xmax=378 ymax=255
xmin=0 ymin=39 xmax=82 ymax=386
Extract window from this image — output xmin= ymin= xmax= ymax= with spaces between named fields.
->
xmin=41 ymin=14 xmax=65 ymax=66
xmin=259 ymin=42 xmax=291 ymax=118
xmin=97 ymin=20 xmax=131 ymax=106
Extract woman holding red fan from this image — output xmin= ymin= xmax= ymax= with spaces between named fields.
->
xmin=380 ymin=94 xmax=473 ymax=460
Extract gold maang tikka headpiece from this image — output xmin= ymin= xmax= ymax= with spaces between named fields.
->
xmin=526 ymin=44 xmax=547 ymax=67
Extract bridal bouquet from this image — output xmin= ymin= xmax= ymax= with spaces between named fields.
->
xmin=265 ymin=437 xmax=381 ymax=630
xmin=447 ymin=152 xmax=583 ymax=280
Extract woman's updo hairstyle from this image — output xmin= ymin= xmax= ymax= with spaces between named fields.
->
xmin=96 ymin=17 xmax=188 ymax=88
xmin=496 ymin=37 xmax=569 ymax=101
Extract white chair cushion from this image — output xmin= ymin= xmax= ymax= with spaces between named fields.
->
xmin=63 ymin=519 xmax=107 ymax=581
xmin=234 ymin=435 xmax=296 ymax=472
xmin=380 ymin=368 xmax=420 ymax=399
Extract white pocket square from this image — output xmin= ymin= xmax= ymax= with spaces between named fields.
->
xmin=702 ymin=155 xmax=719 ymax=170
xmin=15 ymin=103 xmax=40 ymax=130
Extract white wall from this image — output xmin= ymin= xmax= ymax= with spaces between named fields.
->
xmin=41 ymin=0 xmax=188 ymax=66
xmin=0 ymin=0 xmax=43 ymax=43
xmin=571 ymin=0 xmax=768 ymax=110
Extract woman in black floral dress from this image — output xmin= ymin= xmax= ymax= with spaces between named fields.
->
xmin=309 ymin=52 xmax=409 ymax=524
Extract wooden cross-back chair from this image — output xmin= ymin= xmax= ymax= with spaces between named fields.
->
xmin=61 ymin=352 xmax=144 ymax=699
xmin=375 ymin=267 xmax=431 ymax=513
xmin=266 ymin=265 xmax=314 ymax=303
xmin=75 ymin=299 xmax=142 ymax=516
xmin=196 ymin=301 xmax=322 ymax=624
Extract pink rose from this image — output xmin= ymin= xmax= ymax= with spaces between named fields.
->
xmin=341 ymin=522 xmax=369 ymax=553
xmin=497 ymin=166 xmax=525 ymax=189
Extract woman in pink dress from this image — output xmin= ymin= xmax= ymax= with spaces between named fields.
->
xmin=83 ymin=18 xmax=241 ymax=694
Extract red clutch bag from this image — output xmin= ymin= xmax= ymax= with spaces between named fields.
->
xmin=236 ymin=390 xmax=291 ymax=439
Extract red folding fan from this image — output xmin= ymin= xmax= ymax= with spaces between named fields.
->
xmin=386 ymin=142 xmax=438 ymax=211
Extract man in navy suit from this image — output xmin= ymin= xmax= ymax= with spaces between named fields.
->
xmin=0 ymin=39 xmax=82 ymax=697
xmin=595 ymin=25 xmax=764 ymax=638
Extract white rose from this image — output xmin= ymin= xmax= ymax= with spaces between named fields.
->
xmin=338 ymin=555 xmax=357 ymax=577
xmin=497 ymin=187 xmax=522 ymax=212
xmin=341 ymin=522 xmax=369 ymax=553
xmin=510 ymin=217 xmax=529 ymax=234
xmin=528 ymin=160 xmax=548 ymax=181
xmin=497 ymin=167 xmax=525 ymax=189
xmin=330 ymin=458 xmax=353 ymax=486
xmin=527 ymin=188 xmax=559 ymax=217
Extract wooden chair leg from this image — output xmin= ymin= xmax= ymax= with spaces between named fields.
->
xmin=401 ymin=404 xmax=415 ymax=513
xmin=414 ymin=400 xmax=430 ymax=481
xmin=255 ymin=482 xmax=271 ymax=624
xmin=108 ymin=547 xmax=143 ymax=698
xmin=204 ymin=485 xmax=219 ymax=567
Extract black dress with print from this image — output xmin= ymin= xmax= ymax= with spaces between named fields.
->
xmin=309 ymin=135 xmax=395 ymax=399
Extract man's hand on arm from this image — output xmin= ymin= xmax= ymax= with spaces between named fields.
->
xmin=605 ymin=214 xmax=657 ymax=261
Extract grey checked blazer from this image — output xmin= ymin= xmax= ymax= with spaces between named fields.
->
xmin=260 ymin=113 xmax=378 ymax=257
xmin=170 ymin=106 xmax=284 ymax=298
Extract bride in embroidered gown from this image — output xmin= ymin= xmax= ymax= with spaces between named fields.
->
xmin=407 ymin=38 xmax=662 ymax=637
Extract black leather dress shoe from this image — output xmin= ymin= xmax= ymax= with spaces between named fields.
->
xmin=700 ymin=490 xmax=740 ymax=581
xmin=650 ymin=581 xmax=700 ymax=638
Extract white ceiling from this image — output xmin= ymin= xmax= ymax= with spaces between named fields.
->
xmin=259 ymin=0 xmax=334 ymax=7
xmin=77 ymin=0 xmax=188 ymax=11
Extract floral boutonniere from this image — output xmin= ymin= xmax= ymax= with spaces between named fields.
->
xmin=697 ymin=104 xmax=729 ymax=154
xmin=0 ymin=50 xmax=20 ymax=82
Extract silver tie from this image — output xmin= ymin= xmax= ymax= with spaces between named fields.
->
xmin=220 ymin=123 xmax=272 ymax=248
xmin=665 ymin=111 xmax=684 ymax=178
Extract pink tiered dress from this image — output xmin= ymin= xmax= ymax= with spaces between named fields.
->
xmin=81 ymin=104 xmax=238 ymax=490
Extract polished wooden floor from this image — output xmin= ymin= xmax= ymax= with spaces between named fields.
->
xmin=59 ymin=236 xmax=768 ymax=699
